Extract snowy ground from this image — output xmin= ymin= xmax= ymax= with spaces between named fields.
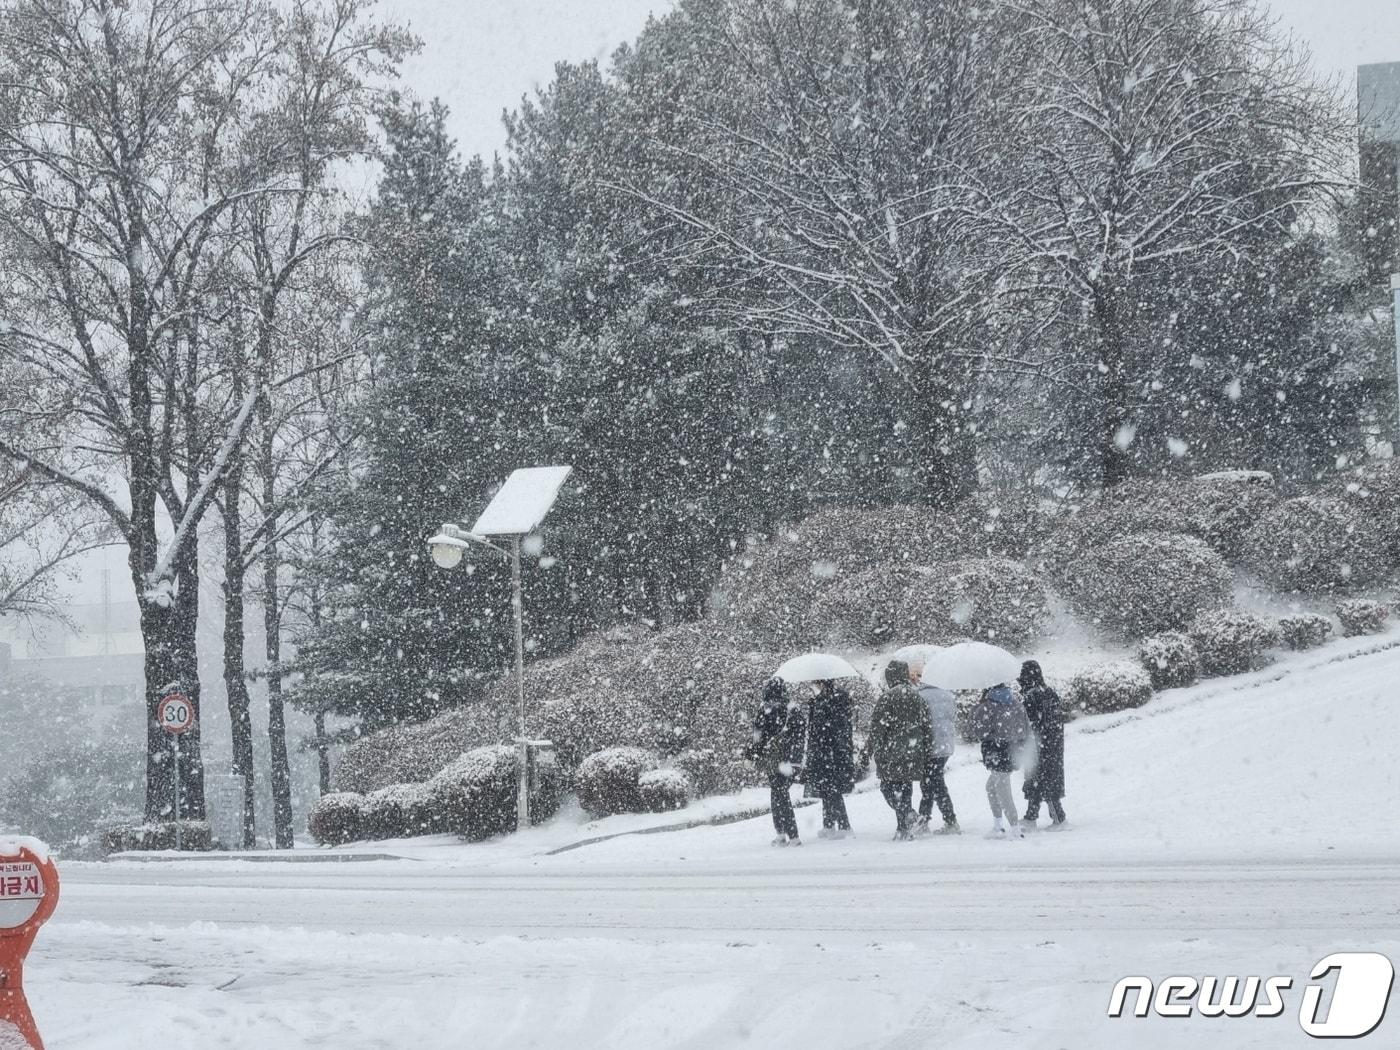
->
xmin=26 ymin=631 xmax=1400 ymax=1048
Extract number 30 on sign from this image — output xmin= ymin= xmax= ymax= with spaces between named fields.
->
xmin=157 ymin=693 xmax=195 ymax=735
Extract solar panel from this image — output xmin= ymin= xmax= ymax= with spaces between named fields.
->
xmin=471 ymin=466 xmax=573 ymax=536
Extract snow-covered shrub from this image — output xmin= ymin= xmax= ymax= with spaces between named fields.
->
xmin=715 ymin=755 xmax=766 ymax=794
xmin=1243 ymin=496 xmax=1388 ymax=593
xmin=807 ymin=566 xmax=912 ymax=648
xmin=713 ymin=505 xmax=973 ymax=647
xmin=1068 ymin=662 xmax=1153 ymax=715
xmin=102 ymin=820 xmax=214 ymax=853
xmin=1137 ymin=632 xmax=1200 ymax=690
xmin=1336 ymin=599 xmax=1390 ymax=637
xmin=1276 ymin=613 xmax=1334 ymax=651
xmin=638 ymin=769 xmax=692 ymax=813
xmin=427 ymin=745 xmax=562 ymax=841
xmin=669 ymin=747 xmax=753 ymax=797
xmin=574 ymin=747 xmax=659 ymax=817
xmin=1178 ymin=471 xmax=1279 ymax=558
xmin=1063 ymin=532 xmax=1232 ymax=639
xmin=495 ymin=623 xmax=781 ymax=769
xmin=307 ymin=792 xmax=368 ymax=846
xmin=361 ymin=783 xmax=439 ymax=840
xmin=1189 ymin=610 xmax=1281 ymax=676
xmin=333 ymin=703 xmax=507 ymax=794
xmin=811 ymin=557 xmax=1049 ymax=650
xmin=0 ymin=741 xmax=142 ymax=858
xmin=932 ymin=557 xmax=1050 ymax=648
xmin=1037 ymin=473 xmax=1275 ymax=580
xmin=1334 ymin=459 xmax=1400 ymax=563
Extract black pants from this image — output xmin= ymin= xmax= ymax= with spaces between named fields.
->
xmin=768 ymin=772 xmax=798 ymax=839
xmin=918 ymin=756 xmax=957 ymax=825
xmin=879 ymin=780 xmax=914 ymax=832
xmin=819 ymin=790 xmax=850 ymax=830
xmin=1025 ymin=797 xmax=1066 ymax=823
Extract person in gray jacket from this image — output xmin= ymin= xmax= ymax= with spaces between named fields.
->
xmin=967 ymin=682 xmax=1032 ymax=839
xmin=910 ymin=659 xmax=959 ymax=835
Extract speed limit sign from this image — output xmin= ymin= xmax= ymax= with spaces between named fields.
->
xmin=157 ymin=693 xmax=195 ymax=735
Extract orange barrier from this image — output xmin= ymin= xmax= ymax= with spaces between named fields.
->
xmin=0 ymin=841 xmax=59 ymax=1050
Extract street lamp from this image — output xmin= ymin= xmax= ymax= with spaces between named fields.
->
xmin=426 ymin=524 xmax=469 ymax=569
xmin=426 ymin=466 xmax=572 ymax=833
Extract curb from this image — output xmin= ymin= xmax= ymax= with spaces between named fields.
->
xmin=106 ymin=851 xmax=411 ymax=864
xmin=545 ymin=799 xmax=819 ymax=855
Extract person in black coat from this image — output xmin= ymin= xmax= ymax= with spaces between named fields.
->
xmin=747 ymin=677 xmax=807 ymax=846
xmin=1018 ymin=660 xmax=1067 ymax=827
xmin=804 ymin=679 xmax=855 ymax=838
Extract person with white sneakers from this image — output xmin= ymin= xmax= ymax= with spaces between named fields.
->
xmin=967 ymin=682 xmax=1032 ymax=839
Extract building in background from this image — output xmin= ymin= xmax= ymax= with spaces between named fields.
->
xmin=0 ymin=598 xmax=145 ymax=722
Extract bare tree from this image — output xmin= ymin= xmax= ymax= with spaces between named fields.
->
xmin=0 ymin=464 xmax=114 ymax=620
xmin=615 ymin=0 xmax=1035 ymax=500
xmin=213 ymin=0 xmax=409 ymax=847
xmin=0 ymin=0 xmax=309 ymax=822
xmin=990 ymin=0 xmax=1350 ymax=485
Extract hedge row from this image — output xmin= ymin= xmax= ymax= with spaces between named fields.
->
xmin=311 ymin=744 xmax=562 ymax=845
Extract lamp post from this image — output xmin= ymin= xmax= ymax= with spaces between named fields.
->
xmin=427 ymin=525 xmax=530 ymax=828
xmin=426 ymin=466 xmax=572 ymax=833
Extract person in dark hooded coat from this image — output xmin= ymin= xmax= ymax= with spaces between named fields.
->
xmin=804 ymin=679 xmax=856 ymax=837
xmin=1018 ymin=660 xmax=1067 ymax=827
xmin=747 ymin=677 xmax=807 ymax=846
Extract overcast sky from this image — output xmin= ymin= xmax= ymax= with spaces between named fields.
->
xmin=379 ymin=0 xmax=1400 ymax=163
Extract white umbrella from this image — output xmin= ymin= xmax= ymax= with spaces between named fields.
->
xmin=919 ymin=641 xmax=1022 ymax=691
xmin=774 ymin=652 xmax=862 ymax=683
xmin=891 ymin=643 xmax=943 ymax=669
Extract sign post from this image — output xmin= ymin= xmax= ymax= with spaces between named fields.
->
xmin=0 ymin=838 xmax=60 ymax=1050
xmin=157 ymin=692 xmax=196 ymax=851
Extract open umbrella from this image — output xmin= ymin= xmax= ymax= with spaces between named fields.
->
xmin=774 ymin=652 xmax=862 ymax=683
xmin=891 ymin=643 xmax=943 ymax=669
xmin=919 ymin=641 xmax=1021 ymax=691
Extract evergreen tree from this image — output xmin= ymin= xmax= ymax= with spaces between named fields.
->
xmin=291 ymin=100 xmax=521 ymax=727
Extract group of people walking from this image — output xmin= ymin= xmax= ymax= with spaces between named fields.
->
xmin=746 ymin=656 xmax=1067 ymax=846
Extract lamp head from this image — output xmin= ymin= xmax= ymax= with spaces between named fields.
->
xmin=427 ymin=524 xmax=469 ymax=570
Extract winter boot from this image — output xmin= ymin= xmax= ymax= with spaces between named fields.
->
xmin=932 ymin=822 xmax=961 ymax=836
xmin=913 ymin=815 xmax=931 ymax=836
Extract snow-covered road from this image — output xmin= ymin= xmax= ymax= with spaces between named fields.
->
xmin=25 ymin=633 xmax=1400 ymax=1048
xmin=50 ymin=856 xmax=1396 ymax=939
